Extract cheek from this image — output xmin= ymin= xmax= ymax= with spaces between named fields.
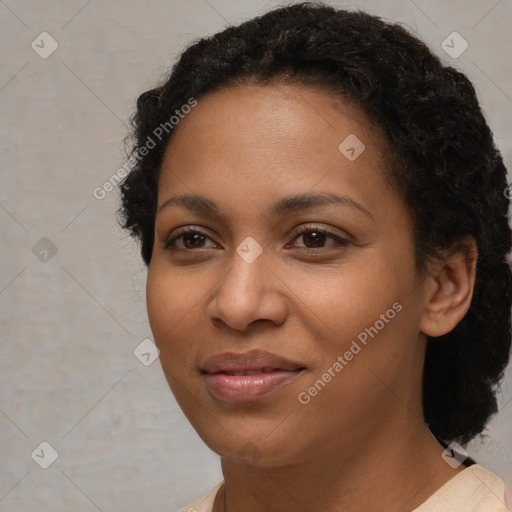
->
xmin=146 ymin=267 xmax=204 ymax=405
xmin=146 ymin=266 xmax=195 ymax=360
xmin=293 ymin=254 xmax=419 ymax=395
xmin=293 ymin=258 xmax=403 ymax=343
xmin=146 ymin=268 xmax=171 ymax=342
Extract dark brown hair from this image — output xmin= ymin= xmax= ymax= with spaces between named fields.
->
xmin=118 ymin=2 xmax=512 ymax=446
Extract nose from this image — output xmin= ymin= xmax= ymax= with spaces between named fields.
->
xmin=207 ymin=248 xmax=288 ymax=332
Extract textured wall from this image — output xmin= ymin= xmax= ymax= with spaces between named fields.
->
xmin=0 ymin=0 xmax=511 ymax=510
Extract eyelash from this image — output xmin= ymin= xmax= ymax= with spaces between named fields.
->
xmin=163 ymin=224 xmax=350 ymax=254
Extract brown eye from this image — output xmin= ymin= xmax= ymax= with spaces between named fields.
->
xmin=288 ymin=226 xmax=350 ymax=252
xmin=181 ymin=232 xmax=207 ymax=249
xmin=164 ymin=229 xmax=216 ymax=251
xmin=300 ymin=230 xmax=329 ymax=248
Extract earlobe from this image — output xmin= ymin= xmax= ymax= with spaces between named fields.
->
xmin=419 ymin=236 xmax=478 ymax=338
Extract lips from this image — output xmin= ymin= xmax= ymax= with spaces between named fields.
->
xmin=201 ymin=350 xmax=306 ymax=403
xmin=201 ymin=349 xmax=305 ymax=374
xmin=221 ymin=368 xmax=279 ymax=376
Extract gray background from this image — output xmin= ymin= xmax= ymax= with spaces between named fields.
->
xmin=1 ymin=0 xmax=511 ymax=510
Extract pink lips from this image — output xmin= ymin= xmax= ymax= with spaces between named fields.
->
xmin=201 ymin=350 xmax=306 ymax=403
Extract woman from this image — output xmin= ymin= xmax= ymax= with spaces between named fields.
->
xmin=118 ymin=3 xmax=512 ymax=511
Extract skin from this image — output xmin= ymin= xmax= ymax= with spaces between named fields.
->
xmin=146 ymin=83 xmax=477 ymax=512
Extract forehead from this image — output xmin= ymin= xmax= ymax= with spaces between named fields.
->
xmin=159 ymin=83 xmax=391 ymax=194
xmin=165 ymin=82 xmax=382 ymax=153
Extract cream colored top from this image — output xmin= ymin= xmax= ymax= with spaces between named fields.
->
xmin=178 ymin=464 xmax=509 ymax=512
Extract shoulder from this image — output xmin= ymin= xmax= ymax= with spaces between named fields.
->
xmin=412 ymin=464 xmax=509 ymax=512
xmin=177 ymin=467 xmax=508 ymax=512
xmin=177 ymin=481 xmax=224 ymax=512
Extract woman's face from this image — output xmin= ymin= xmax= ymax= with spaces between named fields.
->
xmin=146 ymin=83 xmax=431 ymax=466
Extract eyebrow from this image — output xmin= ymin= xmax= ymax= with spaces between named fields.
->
xmin=157 ymin=191 xmax=373 ymax=220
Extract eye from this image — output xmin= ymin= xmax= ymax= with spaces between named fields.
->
xmin=287 ymin=225 xmax=350 ymax=253
xmin=163 ymin=224 xmax=350 ymax=253
xmin=163 ymin=228 xmax=217 ymax=251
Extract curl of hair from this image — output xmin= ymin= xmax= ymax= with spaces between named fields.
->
xmin=118 ymin=2 xmax=512 ymax=446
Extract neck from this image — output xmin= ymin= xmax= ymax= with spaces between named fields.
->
xmin=214 ymin=413 xmax=466 ymax=512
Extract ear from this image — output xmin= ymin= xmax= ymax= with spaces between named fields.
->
xmin=419 ymin=236 xmax=478 ymax=337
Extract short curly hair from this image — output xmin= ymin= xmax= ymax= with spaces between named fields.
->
xmin=118 ymin=2 xmax=512 ymax=446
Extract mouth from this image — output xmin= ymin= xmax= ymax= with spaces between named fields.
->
xmin=201 ymin=350 xmax=306 ymax=403
xmin=211 ymin=367 xmax=298 ymax=376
